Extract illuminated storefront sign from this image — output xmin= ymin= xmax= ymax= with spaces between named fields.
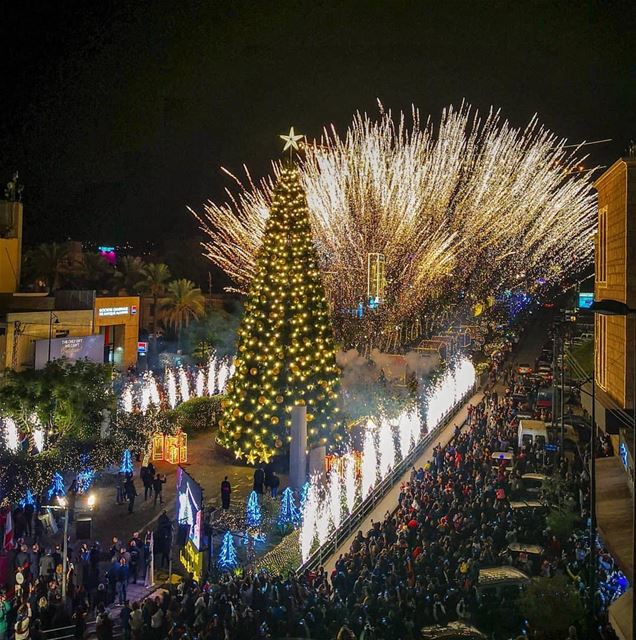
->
xmin=98 ymin=306 xmax=129 ymax=317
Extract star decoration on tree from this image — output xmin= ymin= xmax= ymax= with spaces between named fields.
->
xmin=280 ymin=126 xmax=304 ymax=151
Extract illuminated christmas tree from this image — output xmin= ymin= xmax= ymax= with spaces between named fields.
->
xmin=245 ymin=490 xmax=262 ymax=528
xmin=120 ymin=449 xmax=133 ymax=474
xmin=218 ymin=531 xmax=238 ymax=570
xmin=47 ymin=472 xmax=66 ymax=500
xmin=277 ymin=487 xmax=300 ymax=529
xmin=218 ymin=157 xmax=341 ymax=463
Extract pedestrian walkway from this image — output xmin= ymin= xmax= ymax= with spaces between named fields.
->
xmin=324 ymin=388 xmax=485 ymax=574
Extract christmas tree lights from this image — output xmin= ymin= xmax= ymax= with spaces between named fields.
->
xmin=120 ymin=449 xmax=133 ymax=475
xmin=218 ymin=531 xmax=238 ymax=570
xmin=217 ymin=163 xmax=342 ymax=463
xmin=47 ymin=472 xmax=66 ymax=500
xmin=277 ymin=487 xmax=300 ymax=529
xmin=245 ymin=490 xmax=262 ymax=528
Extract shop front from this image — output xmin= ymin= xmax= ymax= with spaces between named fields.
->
xmin=93 ymin=297 xmax=140 ymax=369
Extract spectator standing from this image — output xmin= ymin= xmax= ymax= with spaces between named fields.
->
xmin=152 ymin=474 xmax=166 ymax=506
xmin=120 ymin=601 xmax=132 ymax=640
xmin=124 ymin=477 xmax=137 ymax=515
xmin=221 ymin=477 xmax=231 ymax=510
xmin=0 ymin=592 xmax=11 ymax=640
xmin=130 ymin=602 xmax=143 ymax=640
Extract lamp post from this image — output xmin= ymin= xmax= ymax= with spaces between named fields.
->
xmin=43 ymin=492 xmax=96 ymax=604
xmin=47 ymin=311 xmax=60 ymax=363
xmin=590 ymin=299 xmax=636 ymax=640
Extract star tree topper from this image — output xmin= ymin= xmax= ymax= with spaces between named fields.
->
xmin=280 ymin=126 xmax=304 ymax=152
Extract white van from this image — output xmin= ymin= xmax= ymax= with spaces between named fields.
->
xmin=517 ymin=419 xmax=580 ymax=450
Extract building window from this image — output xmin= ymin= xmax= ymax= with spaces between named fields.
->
xmin=596 ymin=314 xmax=607 ymax=389
xmin=596 ymin=205 xmax=607 ymax=284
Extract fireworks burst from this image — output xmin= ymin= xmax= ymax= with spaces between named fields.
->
xmin=194 ymin=104 xmax=596 ymax=347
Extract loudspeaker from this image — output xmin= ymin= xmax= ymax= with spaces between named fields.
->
xmin=75 ymin=518 xmax=92 ymax=540
xmin=176 ymin=523 xmax=190 ymax=547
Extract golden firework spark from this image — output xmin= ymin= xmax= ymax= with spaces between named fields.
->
xmin=191 ymin=104 xmax=596 ymax=347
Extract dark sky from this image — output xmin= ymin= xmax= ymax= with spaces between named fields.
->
xmin=1 ymin=0 xmax=635 ymax=246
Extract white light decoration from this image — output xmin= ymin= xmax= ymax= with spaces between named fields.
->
xmin=195 ymin=105 xmax=597 ymax=348
xmin=4 ymin=418 xmax=19 ymax=453
xmin=33 ymin=428 xmax=45 ymax=453
xmin=426 ymin=357 xmax=476 ymax=430
xmin=122 ymin=385 xmax=134 ymax=413
xmin=328 ymin=467 xmax=342 ymax=530
xmin=147 ymin=372 xmax=161 ymax=406
xmin=196 ymin=369 xmax=205 ymax=397
xmin=207 ymin=356 xmax=217 ymax=395
xmin=315 ymin=496 xmax=331 ymax=546
xmin=300 ymin=480 xmax=319 ymax=562
xmin=166 ymin=369 xmax=178 ymax=409
xmin=140 ymin=381 xmax=150 ymax=414
xmin=344 ymin=452 xmax=357 ymax=515
xmin=218 ymin=361 xmax=229 ymax=394
xmin=378 ymin=418 xmax=396 ymax=479
xmin=361 ymin=421 xmax=378 ymax=498
xmin=178 ymin=367 xmax=190 ymax=403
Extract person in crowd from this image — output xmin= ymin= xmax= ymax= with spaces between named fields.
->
xmin=221 ymin=476 xmax=231 ymax=510
xmin=152 ymin=474 xmax=166 ymax=507
xmin=124 ymin=476 xmax=138 ymax=515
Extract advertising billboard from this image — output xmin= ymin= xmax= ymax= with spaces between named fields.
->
xmin=34 ymin=334 xmax=105 ymax=370
xmin=577 ymin=292 xmax=593 ymax=309
xmin=176 ymin=466 xmax=204 ymax=551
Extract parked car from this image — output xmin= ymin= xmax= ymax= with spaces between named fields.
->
xmin=537 ymin=365 xmax=552 ymax=382
xmin=517 ymin=363 xmax=533 ymax=375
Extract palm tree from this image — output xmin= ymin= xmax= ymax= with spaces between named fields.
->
xmin=73 ymin=252 xmax=114 ymax=291
xmin=24 ymin=243 xmax=70 ymax=292
xmin=136 ymin=262 xmax=172 ymax=338
xmin=162 ymin=279 xmax=206 ymax=349
xmin=113 ymin=256 xmax=145 ymax=294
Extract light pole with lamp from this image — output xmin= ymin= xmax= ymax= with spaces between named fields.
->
xmin=590 ymin=298 xmax=636 ymax=640
xmin=47 ymin=311 xmax=60 ymax=363
xmin=43 ymin=492 xmax=96 ymax=602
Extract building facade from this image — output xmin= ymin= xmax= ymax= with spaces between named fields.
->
xmin=593 ymin=157 xmax=636 ymax=640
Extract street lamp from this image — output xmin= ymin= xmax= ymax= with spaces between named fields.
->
xmin=47 ymin=311 xmax=60 ymax=363
xmin=590 ymin=299 xmax=636 ymax=640
xmin=41 ymin=495 xmax=69 ymax=601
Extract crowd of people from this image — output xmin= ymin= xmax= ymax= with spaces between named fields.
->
xmin=0 ymin=364 xmax=625 ymax=640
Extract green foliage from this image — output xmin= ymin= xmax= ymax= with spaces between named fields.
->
xmin=182 ymin=307 xmax=241 ymax=361
xmin=174 ymin=395 xmax=222 ymax=432
xmin=546 ymin=507 xmax=579 ymax=542
xmin=0 ymin=360 xmax=115 ymax=440
xmin=519 ymin=575 xmax=585 ymax=635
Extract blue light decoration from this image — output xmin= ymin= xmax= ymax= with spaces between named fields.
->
xmin=120 ymin=449 xmax=133 ymax=474
xmin=245 ymin=490 xmax=262 ymax=528
xmin=277 ymin=487 xmax=300 ymax=529
xmin=218 ymin=531 xmax=238 ymax=570
xmin=19 ymin=489 xmax=36 ymax=508
xmin=620 ymin=442 xmax=629 ymax=469
xmin=77 ymin=455 xmax=95 ymax=494
xmin=498 ymin=289 xmax=532 ymax=320
xmin=47 ymin=472 xmax=66 ymax=500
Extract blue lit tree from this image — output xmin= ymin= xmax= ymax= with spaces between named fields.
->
xmin=278 ymin=487 xmax=300 ymax=530
xmin=120 ymin=449 xmax=133 ymax=474
xmin=47 ymin=472 xmax=66 ymax=500
xmin=245 ymin=491 xmax=262 ymax=528
xmin=77 ymin=456 xmax=95 ymax=494
xmin=218 ymin=531 xmax=238 ymax=570
xmin=19 ymin=489 xmax=36 ymax=508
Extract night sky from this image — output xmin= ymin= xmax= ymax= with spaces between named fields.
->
xmin=1 ymin=1 xmax=635 ymax=247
